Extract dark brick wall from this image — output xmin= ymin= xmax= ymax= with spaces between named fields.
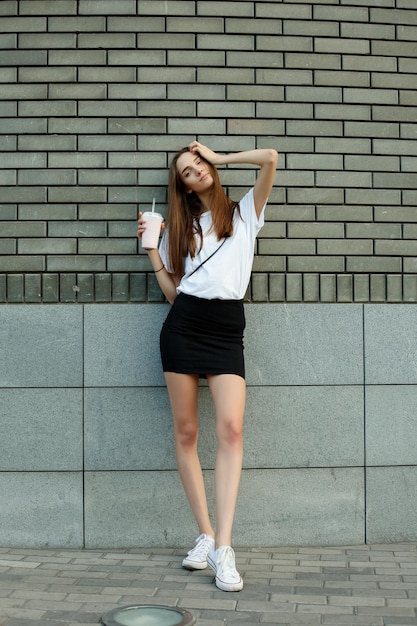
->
xmin=1 ymin=0 xmax=417 ymax=302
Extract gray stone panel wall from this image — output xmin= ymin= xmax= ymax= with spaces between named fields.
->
xmin=1 ymin=303 xmax=416 ymax=548
xmin=1 ymin=1 xmax=417 ymax=302
xmin=0 ymin=305 xmax=83 ymax=387
xmin=0 ymin=472 xmax=83 ymax=549
xmin=245 ymin=304 xmax=363 ymax=385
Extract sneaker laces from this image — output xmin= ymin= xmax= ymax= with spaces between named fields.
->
xmin=188 ymin=533 xmax=213 ymax=558
xmin=217 ymin=546 xmax=239 ymax=579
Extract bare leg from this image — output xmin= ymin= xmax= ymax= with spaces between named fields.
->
xmin=165 ymin=372 xmax=215 ymax=538
xmin=207 ymin=374 xmax=246 ymax=548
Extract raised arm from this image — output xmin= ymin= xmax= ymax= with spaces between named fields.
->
xmin=188 ymin=141 xmax=278 ymax=219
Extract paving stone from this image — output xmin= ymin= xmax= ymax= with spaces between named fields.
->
xmin=2 ymin=545 xmax=415 ymax=626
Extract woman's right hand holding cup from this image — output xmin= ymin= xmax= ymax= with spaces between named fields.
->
xmin=137 ymin=211 xmax=164 ymax=250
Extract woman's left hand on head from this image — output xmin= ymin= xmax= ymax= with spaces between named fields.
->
xmin=188 ymin=141 xmax=220 ymax=165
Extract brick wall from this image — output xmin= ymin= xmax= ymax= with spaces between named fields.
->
xmin=1 ymin=0 xmax=416 ymax=303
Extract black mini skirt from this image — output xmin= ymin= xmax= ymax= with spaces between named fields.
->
xmin=160 ymin=292 xmax=246 ymax=379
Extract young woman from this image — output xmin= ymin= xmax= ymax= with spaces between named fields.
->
xmin=138 ymin=141 xmax=278 ymax=592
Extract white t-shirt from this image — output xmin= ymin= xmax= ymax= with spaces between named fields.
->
xmin=159 ymin=188 xmax=265 ymax=300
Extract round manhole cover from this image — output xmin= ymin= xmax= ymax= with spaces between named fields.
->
xmin=101 ymin=604 xmax=196 ymax=626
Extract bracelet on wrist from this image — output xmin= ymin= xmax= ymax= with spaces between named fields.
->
xmin=154 ymin=265 xmax=164 ymax=273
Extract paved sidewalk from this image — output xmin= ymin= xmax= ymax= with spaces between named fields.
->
xmin=0 ymin=543 xmax=416 ymax=626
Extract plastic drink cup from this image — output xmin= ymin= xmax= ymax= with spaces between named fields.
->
xmin=141 ymin=211 xmax=163 ymax=249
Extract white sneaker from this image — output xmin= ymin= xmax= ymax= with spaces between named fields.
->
xmin=182 ymin=533 xmax=215 ymax=570
xmin=207 ymin=545 xmax=243 ymax=591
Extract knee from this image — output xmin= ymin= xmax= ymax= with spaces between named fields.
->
xmin=217 ymin=418 xmax=243 ymax=448
xmin=175 ymin=419 xmax=198 ymax=451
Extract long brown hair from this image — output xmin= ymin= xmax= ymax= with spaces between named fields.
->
xmin=166 ymin=147 xmax=236 ymax=277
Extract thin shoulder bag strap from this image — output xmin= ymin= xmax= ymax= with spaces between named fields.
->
xmin=187 ymin=236 xmax=227 ymax=278
xmin=187 ymin=203 xmax=237 ymax=279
